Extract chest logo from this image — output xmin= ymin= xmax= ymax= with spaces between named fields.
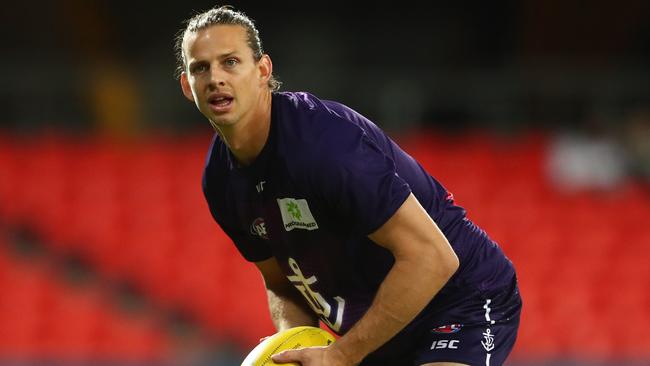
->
xmin=256 ymin=181 xmax=266 ymax=193
xmin=287 ymin=258 xmax=344 ymax=332
xmin=250 ymin=217 xmax=269 ymax=240
xmin=277 ymin=198 xmax=319 ymax=231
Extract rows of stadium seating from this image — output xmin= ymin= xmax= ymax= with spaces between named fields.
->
xmin=0 ymin=133 xmax=274 ymax=354
xmin=0 ymin=233 xmax=170 ymax=361
xmin=0 ymin=131 xmax=649 ymax=362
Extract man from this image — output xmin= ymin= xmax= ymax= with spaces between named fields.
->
xmin=176 ymin=6 xmax=521 ymax=366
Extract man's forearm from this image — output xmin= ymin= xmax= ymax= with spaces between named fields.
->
xmin=267 ymin=289 xmax=319 ymax=331
xmin=329 ymin=255 xmax=456 ymax=364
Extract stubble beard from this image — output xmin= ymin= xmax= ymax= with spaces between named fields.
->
xmin=207 ymin=116 xmax=230 ymax=131
xmin=203 ymin=104 xmax=234 ymax=130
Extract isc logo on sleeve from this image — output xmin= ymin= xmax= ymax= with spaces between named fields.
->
xmin=277 ymin=198 xmax=319 ymax=231
xmin=430 ymin=340 xmax=460 ymax=350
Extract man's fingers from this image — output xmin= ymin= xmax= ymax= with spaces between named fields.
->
xmin=271 ymin=349 xmax=302 ymax=363
xmin=259 ymin=335 xmax=270 ymax=343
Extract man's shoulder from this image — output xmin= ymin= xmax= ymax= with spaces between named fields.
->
xmin=274 ymin=91 xmax=321 ymax=111
xmin=274 ymin=91 xmax=363 ymax=123
xmin=275 ymin=94 xmax=361 ymax=168
xmin=275 ymin=91 xmax=367 ymax=149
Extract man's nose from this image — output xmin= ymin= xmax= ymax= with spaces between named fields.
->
xmin=208 ymin=65 xmax=226 ymax=88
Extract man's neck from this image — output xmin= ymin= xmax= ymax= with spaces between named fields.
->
xmin=218 ymin=91 xmax=272 ymax=166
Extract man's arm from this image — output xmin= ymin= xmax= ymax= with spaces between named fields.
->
xmin=273 ymin=193 xmax=459 ymax=365
xmin=255 ymin=257 xmax=319 ymax=331
xmin=329 ymin=193 xmax=459 ymax=363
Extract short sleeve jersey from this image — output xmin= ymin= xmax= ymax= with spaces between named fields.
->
xmin=203 ymin=92 xmax=515 ymax=335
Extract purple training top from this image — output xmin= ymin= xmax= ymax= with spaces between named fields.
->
xmin=203 ymin=92 xmax=516 ymax=335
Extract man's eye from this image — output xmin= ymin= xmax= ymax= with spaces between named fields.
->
xmin=192 ymin=64 xmax=208 ymax=73
xmin=225 ymin=59 xmax=238 ymax=67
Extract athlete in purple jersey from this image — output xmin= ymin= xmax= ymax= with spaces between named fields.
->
xmin=176 ymin=6 xmax=521 ymax=366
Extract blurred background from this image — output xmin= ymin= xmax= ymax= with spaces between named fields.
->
xmin=1 ymin=0 xmax=649 ymax=365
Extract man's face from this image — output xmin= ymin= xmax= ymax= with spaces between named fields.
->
xmin=180 ymin=25 xmax=270 ymax=128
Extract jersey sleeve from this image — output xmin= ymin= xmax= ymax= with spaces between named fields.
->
xmin=304 ymin=123 xmax=412 ymax=236
xmin=213 ymin=216 xmax=272 ymax=263
xmin=202 ymin=164 xmax=273 ymax=263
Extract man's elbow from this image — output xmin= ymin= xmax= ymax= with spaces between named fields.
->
xmin=425 ymin=243 xmax=459 ymax=282
xmin=400 ymin=245 xmax=458 ymax=281
xmin=442 ymin=249 xmax=460 ymax=279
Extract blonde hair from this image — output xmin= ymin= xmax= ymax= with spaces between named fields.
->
xmin=174 ymin=5 xmax=281 ymax=91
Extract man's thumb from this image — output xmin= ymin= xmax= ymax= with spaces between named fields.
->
xmin=271 ymin=349 xmax=301 ymax=363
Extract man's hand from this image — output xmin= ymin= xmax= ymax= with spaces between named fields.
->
xmin=271 ymin=346 xmax=355 ymax=366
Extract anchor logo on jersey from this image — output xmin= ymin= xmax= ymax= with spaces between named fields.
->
xmin=481 ymin=328 xmax=495 ymax=352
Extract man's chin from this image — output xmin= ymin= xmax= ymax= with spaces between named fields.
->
xmin=208 ymin=116 xmax=234 ymax=128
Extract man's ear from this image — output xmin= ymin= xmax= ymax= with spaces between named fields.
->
xmin=180 ymin=72 xmax=195 ymax=102
xmin=258 ymin=54 xmax=272 ymax=86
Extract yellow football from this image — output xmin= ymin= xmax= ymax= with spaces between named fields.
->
xmin=241 ymin=326 xmax=336 ymax=366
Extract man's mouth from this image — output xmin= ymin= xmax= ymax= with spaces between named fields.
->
xmin=207 ymin=94 xmax=234 ymax=113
